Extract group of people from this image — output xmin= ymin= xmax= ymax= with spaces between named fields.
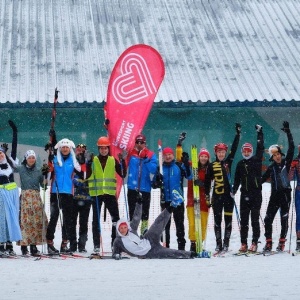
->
xmin=0 ymin=119 xmax=299 ymax=259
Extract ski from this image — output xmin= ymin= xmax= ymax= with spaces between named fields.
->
xmin=89 ymin=253 xmax=130 ymax=260
xmin=213 ymin=250 xmax=232 ymax=258
xmin=191 ymin=145 xmax=210 ymax=258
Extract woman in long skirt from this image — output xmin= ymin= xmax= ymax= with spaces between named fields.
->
xmin=16 ymin=150 xmax=48 ymax=256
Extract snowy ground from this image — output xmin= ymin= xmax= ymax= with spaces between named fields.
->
xmin=2 ymin=184 xmax=300 ymax=300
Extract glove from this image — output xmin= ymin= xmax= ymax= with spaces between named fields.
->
xmin=8 ymin=120 xmax=17 ymax=132
xmin=181 ymin=152 xmax=189 ymax=165
xmin=49 ymin=128 xmax=56 ymax=137
xmin=177 ymin=132 xmax=186 ymax=146
xmin=194 ymin=179 xmax=204 ymax=187
xmin=0 ymin=143 xmax=8 ymax=152
xmin=205 ymin=195 xmax=212 ymax=208
xmin=139 ymin=148 xmax=148 ymax=159
xmin=118 ymin=150 xmax=128 ymax=161
xmin=255 ymin=124 xmax=263 ymax=133
xmin=281 ymin=121 xmax=290 ymax=134
xmin=84 ymin=151 xmax=94 ymax=163
xmin=41 ymin=164 xmax=50 ymax=176
xmin=152 ymin=173 xmax=163 ymax=189
xmin=291 ymin=160 xmax=299 ymax=168
xmin=235 ymin=123 xmax=241 ymax=135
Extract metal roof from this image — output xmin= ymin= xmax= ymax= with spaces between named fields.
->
xmin=1 ymin=0 xmax=300 ymax=104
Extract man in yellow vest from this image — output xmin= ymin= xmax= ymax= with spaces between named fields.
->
xmin=86 ymin=136 xmax=127 ymax=254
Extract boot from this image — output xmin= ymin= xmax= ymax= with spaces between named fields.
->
xmin=263 ymin=239 xmax=272 ymax=252
xmin=60 ymin=241 xmax=71 ymax=254
xmin=5 ymin=242 xmax=16 ymax=256
xmin=178 ymin=241 xmax=185 ymax=251
xmin=0 ymin=243 xmax=5 ymax=255
xmin=69 ymin=240 xmax=77 ymax=252
xmin=223 ymin=239 xmax=230 ymax=252
xmin=190 ymin=241 xmax=196 ymax=252
xmin=47 ymin=240 xmax=59 ymax=254
xmin=215 ymin=239 xmax=222 ymax=252
xmin=239 ymin=243 xmax=248 ymax=253
xmin=21 ymin=246 xmax=29 ymax=256
xmin=30 ymin=245 xmax=40 ymax=257
xmin=276 ymin=238 xmax=286 ymax=252
xmin=78 ymin=235 xmax=87 ymax=253
xmin=248 ymin=242 xmax=258 ymax=252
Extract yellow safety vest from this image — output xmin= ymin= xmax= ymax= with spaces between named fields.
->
xmin=88 ymin=156 xmax=116 ymax=196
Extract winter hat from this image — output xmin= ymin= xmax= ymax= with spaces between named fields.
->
xmin=25 ymin=150 xmax=36 ymax=159
xmin=268 ymin=144 xmax=285 ymax=161
xmin=163 ymin=147 xmax=174 ymax=155
xmin=198 ymin=148 xmax=210 ymax=159
xmin=54 ymin=138 xmax=81 ymax=171
xmin=116 ymin=218 xmax=131 ymax=236
xmin=135 ymin=134 xmax=146 ymax=143
xmin=241 ymin=143 xmax=253 ymax=160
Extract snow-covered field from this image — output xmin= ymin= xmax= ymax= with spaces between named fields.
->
xmin=2 ymin=184 xmax=300 ymax=300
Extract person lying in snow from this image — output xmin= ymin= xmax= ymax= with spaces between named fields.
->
xmin=112 ymin=194 xmax=196 ymax=259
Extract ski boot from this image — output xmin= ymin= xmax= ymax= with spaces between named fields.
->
xmin=238 ymin=243 xmax=248 ymax=253
xmin=0 ymin=243 xmax=5 ymax=256
xmin=69 ymin=240 xmax=78 ymax=252
xmin=263 ymin=239 xmax=272 ymax=252
xmin=30 ymin=245 xmax=41 ymax=257
xmin=5 ymin=242 xmax=16 ymax=256
xmin=223 ymin=239 xmax=230 ymax=252
xmin=276 ymin=238 xmax=286 ymax=252
xmin=60 ymin=241 xmax=72 ymax=254
xmin=215 ymin=239 xmax=222 ymax=252
xmin=47 ymin=240 xmax=59 ymax=255
xmin=178 ymin=241 xmax=186 ymax=251
xmin=248 ymin=242 xmax=258 ymax=253
xmin=21 ymin=246 xmax=29 ymax=256
xmin=190 ymin=241 xmax=196 ymax=252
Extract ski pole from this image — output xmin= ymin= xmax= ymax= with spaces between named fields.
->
xmin=92 ymin=163 xmax=103 ymax=255
xmin=232 ymin=195 xmax=241 ymax=230
xmin=120 ymin=159 xmax=129 ymax=221
xmin=288 ymin=171 xmax=296 ymax=254
xmin=54 ymin=180 xmax=68 ymax=247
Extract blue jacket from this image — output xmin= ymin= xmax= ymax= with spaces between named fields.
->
xmin=162 ymin=160 xmax=192 ymax=202
xmin=127 ymin=149 xmax=157 ymax=193
xmin=51 ymin=155 xmax=75 ymax=194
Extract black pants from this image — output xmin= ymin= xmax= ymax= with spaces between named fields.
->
xmin=127 ymin=189 xmax=151 ymax=221
xmin=264 ymin=189 xmax=291 ymax=240
xmin=212 ymin=194 xmax=234 ymax=242
xmin=46 ymin=193 xmax=76 ymax=242
xmin=240 ymin=191 xmax=262 ymax=244
xmin=161 ymin=201 xmax=186 ymax=249
xmin=92 ymin=194 xmax=119 ymax=248
xmin=72 ymin=200 xmax=92 ymax=249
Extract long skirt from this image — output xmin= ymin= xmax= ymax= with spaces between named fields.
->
xmin=0 ymin=183 xmax=22 ymax=242
xmin=17 ymin=189 xmax=48 ymax=246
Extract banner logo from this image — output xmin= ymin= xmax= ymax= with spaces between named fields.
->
xmin=112 ymin=53 xmax=157 ymax=105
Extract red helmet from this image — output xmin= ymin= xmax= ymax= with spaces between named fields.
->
xmin=214 ymin=143 xmax=228 ymax=153
xmin=135 ymin=134 xmax=146 ymax=143
xmin=97 ymin=136 xmax=110 ymax=147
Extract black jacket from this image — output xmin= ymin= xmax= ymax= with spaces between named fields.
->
xmin=262 ymin=131 xmax=295 ymax=192
xmin=205 ymin=133 xmax=240 ymax=196
xmin=233 ymin=130 xmax=264 ymax=194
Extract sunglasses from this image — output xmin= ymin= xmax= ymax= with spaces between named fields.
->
xmin=135 ymin=141 xmax=145 ymax=145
